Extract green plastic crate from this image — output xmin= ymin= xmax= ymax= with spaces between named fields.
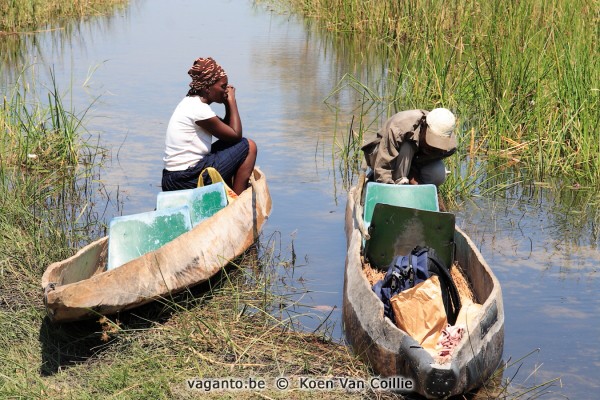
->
xmin=107 ymin=205 xmax=192 ymax=271
xmin=156 ymin=182 xmax=227 ymax=227
xmin=362 ymin=182 xmax=439 ymax=228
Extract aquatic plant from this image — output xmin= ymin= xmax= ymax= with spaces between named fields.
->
xmin=281 ymin=0 xmax=599 ymax=188
xmin=0 ymin=0 xmax=128 ymax=33
xmin=0 ymin=69 xmax=109 ymax=315
xmin=0 ymin=0 xmax=129 ymax=81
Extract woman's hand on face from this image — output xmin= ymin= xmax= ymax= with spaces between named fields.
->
xmin=225 ymin=85 xmax=236 ymax=103
xmin=198 ymin=83 xmax=242 ymax=141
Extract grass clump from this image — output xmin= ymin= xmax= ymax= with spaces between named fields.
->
xmin=0 ymin=70 xmax=104 ymax=314
xmin=2 ymin=73 xmax=86 ymax=167
xmin=1 ymin=239 xmax=392 ymax=399
xmin=0 ymin=0 xmax=128 ymax=33
xmin=279 ymin=0 xmax=599 ymax=191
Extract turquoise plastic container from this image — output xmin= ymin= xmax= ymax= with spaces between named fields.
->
xmin=106 ymin=205 xmax=192 ymax=271
xmin=362 ymin=182 xmax=439 ymax=227
xmin=156 ymin=182 xmax=227 ymax=227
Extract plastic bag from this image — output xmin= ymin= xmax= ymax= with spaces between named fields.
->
xmin=390 ymin=275 xmax=447 ymax=351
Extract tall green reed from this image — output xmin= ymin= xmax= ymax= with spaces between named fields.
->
xmin=0 ymin=0 xmax=128 ymax=33
xmin=283 ymin=0 xmax=599 ymax=188
xmin=1 ymin=69 xmax=105 ymax=288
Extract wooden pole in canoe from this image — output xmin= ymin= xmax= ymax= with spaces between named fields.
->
xmin=354 ymin=172 xmax=370 ymax=240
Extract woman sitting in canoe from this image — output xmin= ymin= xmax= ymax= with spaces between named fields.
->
xmin=362 ymin=108 xmax=457 ymax=187
xmin=162 ymin=57 xmax=257 ymax=195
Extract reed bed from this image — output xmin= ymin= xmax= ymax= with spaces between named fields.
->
xmin=0 ymin=0 xmax=128 ymax=33
xmin=283 ymin=0 xmax=599 ymax=190
xmin=0 ymin=71 xmax=105 ymax=313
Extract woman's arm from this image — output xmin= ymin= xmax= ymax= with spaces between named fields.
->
xmin=196 ymin=85 xmax=243 ymax=142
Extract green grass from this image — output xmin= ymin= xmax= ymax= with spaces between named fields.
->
xmin=0 ymin=0 xmax=128 ymax=33
xmin=278 ymin=0 xmax=599 ymax=192
xmin=1 ymin=69 xmax=102 ymax=288
xmin=1 ymin=241 xmax=382 ymax=399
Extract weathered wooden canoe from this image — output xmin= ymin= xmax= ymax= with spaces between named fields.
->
xmin=343 ymin=184 xmax=504 ymax=399
xmin=42 ymin=168 xmax=272 ymax=322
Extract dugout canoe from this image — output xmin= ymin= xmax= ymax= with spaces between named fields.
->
xmin=343 ymin=183 xmax=504 ymax=399
xmin=42 ymin=168 xmax=272 ymax=323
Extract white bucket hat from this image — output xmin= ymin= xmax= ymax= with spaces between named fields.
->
xmin=425 ymin=108 xmax=457 ymax=152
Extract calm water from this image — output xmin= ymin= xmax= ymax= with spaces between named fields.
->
xmin=4 ymin=1 xmax=599 ymax=398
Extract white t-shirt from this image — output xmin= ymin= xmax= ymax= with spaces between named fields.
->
xmin=163 ymin=96 xmax=216 ymax=171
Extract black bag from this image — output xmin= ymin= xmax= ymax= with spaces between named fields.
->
xmin=372 ymin=246 xmax=462 ymax=325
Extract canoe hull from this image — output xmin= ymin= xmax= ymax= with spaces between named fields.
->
xmin=343 ymin=186 xmax=504 ymax=398
xmin=42 ymin=168 xmax=272 ymax=322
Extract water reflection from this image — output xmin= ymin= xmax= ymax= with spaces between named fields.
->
xmin=0 ymin=6 xmax=132 ymax=85
xmin=456 ymin=192 xmax=600 ymax=396
xmin=461 ymin=185 xmax=600 ymax=255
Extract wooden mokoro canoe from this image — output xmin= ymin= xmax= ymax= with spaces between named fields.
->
xmin=42 ymin=168 xmax=272 ymax=323
xmin=343 ymin=184 xmax=504 ymax=399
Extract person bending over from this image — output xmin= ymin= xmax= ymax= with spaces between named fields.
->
xmin=162 ymin=57 xmax=257 ymax=194
xmin=362 ymin=108 xmax=457 ymax=186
